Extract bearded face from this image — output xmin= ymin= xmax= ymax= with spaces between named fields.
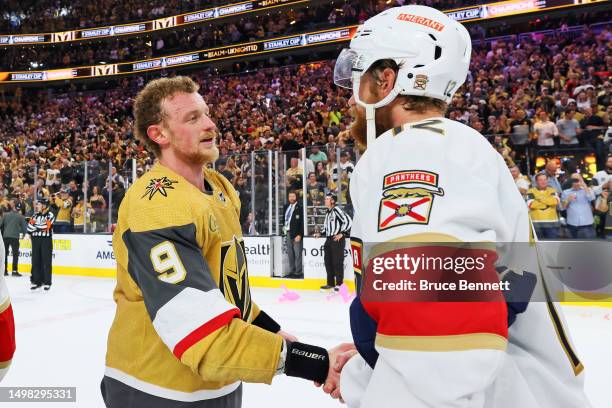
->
xmin=349 ymin=102 xmax=390 ymax=149
xmin=348 ymin=72 xmax=394 ymax=149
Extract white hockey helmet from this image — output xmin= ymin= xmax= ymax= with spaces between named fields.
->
xmin=334 ymin=5 xmax=472 ymax=145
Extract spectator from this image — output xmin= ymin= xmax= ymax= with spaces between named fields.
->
xmin=45 ymin=161 xmax=61 ymax=193
xmin=242 ymin=211 xmax=258 ymax=236
xmin=109 ymin=166 xmax=127 ymax=190
xmin=557 ymin=110 xmax=582 ymax=146
xmin=580 ymin=107 xmax=607 ymax=169
xmin=509 ymin=109 xmax=531 ymax=148
xmin=592 ymin=156 xmax=612 ymax=195
xmin=216 ymin=159 xmax=234 ymax=182
xmin=594 ymin=181 xmax=611 ymax=240
xmin=309 ymin=145 xmax=327 ymax=164
xmin=510 ymin=165 xmax=530 ymax=198
xmin=59 ymin=160 xmax=74 ymax=189
xmin=533 ymin=111 xmax=558 ymax=149
xmin=89 ymin=185 xmax=107 ymax=232
xmin=282 ymin=191 xmax=303 ymax=279
xmin=72 ymin=198 xmax=94 ymax=233
xmin=234 ymin=176 xmax=251 ymax=225
xmin=538 ymin=160 xmax=563 ymax=194
xmin=561 ymin=174 xmax=596 ymax=239
xmin=53 ymin=189 xmax=73 ymax=233
xmin=527 ymin=173 xmax=561 ymax=239
xmin=285 ymin=157 xmax=303 ymax=193
xmin=339 ymin=151 xmax=355 ymax=178
xmin=67 ymin=179 xmax=82 ymax=204
xmin=493 ymin=135 xmax=515 ymax=167
xmin=305 ymin=172 xmax=326 ymax=207
xmin=315 ymin=161 xmax=329 ymax=186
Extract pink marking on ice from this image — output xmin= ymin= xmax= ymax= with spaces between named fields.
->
xmin=326 ymin=284 xmax=355 ymax=303
xmin=278 ymin=284 xmax=300 ymax=302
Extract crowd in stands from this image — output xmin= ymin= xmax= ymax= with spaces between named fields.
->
xmin=0 ymin=20 xmax=609 ymax=238
xmin=2 ymin=0 xmax=484 ymax=34
xmin=3 ymin=1 xmax=606 ymax=71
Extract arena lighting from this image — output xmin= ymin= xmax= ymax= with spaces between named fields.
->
xmin=0 ymin=0 xmax=606 ymax=46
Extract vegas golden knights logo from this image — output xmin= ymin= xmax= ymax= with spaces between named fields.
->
xmin=52 ymin=31 xmax=75 ymax=42
xmin=154 ymin=16 xmax=177 ymax=30
xmin=220 ymin=236 xmax=252 ymax=319
xmin=92 ymin=64 xmax=118 ymax=76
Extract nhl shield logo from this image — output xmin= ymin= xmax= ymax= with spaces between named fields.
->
xmin=378 ymin=170 xmax=444 ymax=231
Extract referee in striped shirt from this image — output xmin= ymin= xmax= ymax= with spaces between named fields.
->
xmin=316 ymin=194 xmax=352 ymax=291
xmin=27 ymin=199 xmax=55 ymax=291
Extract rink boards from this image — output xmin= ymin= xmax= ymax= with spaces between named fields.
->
xmin=8 ymin=234 xmax=355 ymax=291
xmin=8 ymin=234 xmax=611 ymax=306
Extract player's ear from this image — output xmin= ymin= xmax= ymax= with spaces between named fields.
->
xmin=147 ymin=123 xmax=169 ymax=149
xmin=379 ymin=67 xmax=397 ymax=97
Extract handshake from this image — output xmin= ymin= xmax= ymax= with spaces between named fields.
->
xmin=314 ymin=343 xmax=359 ymax=403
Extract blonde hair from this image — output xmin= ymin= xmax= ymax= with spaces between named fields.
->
xmin=133 ymin=76 xmax=199 ymax=157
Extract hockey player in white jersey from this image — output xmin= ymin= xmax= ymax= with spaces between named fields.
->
xmin=327 ymin=5 xmax=591 ymax=408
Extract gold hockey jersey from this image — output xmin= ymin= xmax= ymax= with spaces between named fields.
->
xmin=103 ymin=163 xmax=282 ymax=406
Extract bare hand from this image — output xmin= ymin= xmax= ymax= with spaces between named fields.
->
xmin=329 ymin=348 xmax=359 ymax=401
xmin=313 ymin=233 xmax=321 ymax=238
xmin=277 ymin=330 xmax=298 ymax=343
xmin=333 ymin=234 xmax=343 ymax=241
xmin=315 ymin=343 xmax=356 ymax=397
xmin=568 ymin=193 xmax=576 ymax=201
xmin=333 ymin=349 xmax=359 ymax=374
xmin=294 ymin=235 xmax=301 ymax=243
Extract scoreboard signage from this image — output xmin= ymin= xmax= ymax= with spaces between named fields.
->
xmin=445 ymin=7 xmax=484 ymax=21
xmin=0 ymin=0 xmax=311 ymax=46
xmin=445 ymin=0 xmax=604 ymax=22
xmin=10 ymin=72 xmax=46 ymax=81
xmin=0 ymin=0 xmax=604 ymax=46
xmin=0 ymin=0 xmax=606 ymax=47
xmin=0 ymin=26 xmax=357 ymax=83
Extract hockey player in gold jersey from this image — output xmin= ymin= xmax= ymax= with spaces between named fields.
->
xmin=102 ymin=76 xmax=351 ymax=407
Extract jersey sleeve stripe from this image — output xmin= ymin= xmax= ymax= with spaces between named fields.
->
xmin=172 ymin=308 xmax=241 ymax=359
xmin=0 ymin=304 xmax=16 ymax=363
xmin=376 ymin=332 xmax=507 ymax=352
xmin=152 ymin=287 xmax=240 ymax=356
xmin=0 ymin=297 xmax=10 ymax=314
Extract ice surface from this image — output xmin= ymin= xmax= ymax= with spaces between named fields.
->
xmin=3 ymin=275 xmax=611 ymax=408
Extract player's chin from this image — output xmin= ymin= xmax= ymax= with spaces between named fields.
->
xmin=200 ymin=145 xmax=220 ymax=164
xmin=187 ymin=146 xmax=219 ymax=165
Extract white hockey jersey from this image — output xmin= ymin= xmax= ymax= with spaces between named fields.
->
xmin=342 ymin=117 xmax=590 ymax=408
xmin=0 ymin=237 xmax=16 ymax=382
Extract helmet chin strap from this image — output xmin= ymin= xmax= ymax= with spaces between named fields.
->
xmin=366 ymin=105 xmax=376 ymax=147
xmin=353 ymin=79 xmax=401 ymax=148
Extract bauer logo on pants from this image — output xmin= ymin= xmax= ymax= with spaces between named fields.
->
xmin=378 ymin=170 xmax=444 ymax=231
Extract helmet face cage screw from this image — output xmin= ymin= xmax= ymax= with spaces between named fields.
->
xmin=407 ymin=73 xmax=414 ymax=79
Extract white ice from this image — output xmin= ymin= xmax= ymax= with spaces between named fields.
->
xmin=3 ymin=275 xmax=611 ymax=408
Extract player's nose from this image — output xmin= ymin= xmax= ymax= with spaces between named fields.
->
xmin=202 ymin=114 xmax=217 ymax=132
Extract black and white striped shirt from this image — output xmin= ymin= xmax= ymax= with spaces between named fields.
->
xmin=27 ymin=211 xmax=55 ymax=237
xmin=321 ymin=206 xmax=352 ymax=237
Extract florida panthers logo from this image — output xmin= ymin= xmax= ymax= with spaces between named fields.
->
xmin=142 ymin=177 xmax=178 ymax=200
xmin=378 ymin=170 xmax=444 ymax=231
